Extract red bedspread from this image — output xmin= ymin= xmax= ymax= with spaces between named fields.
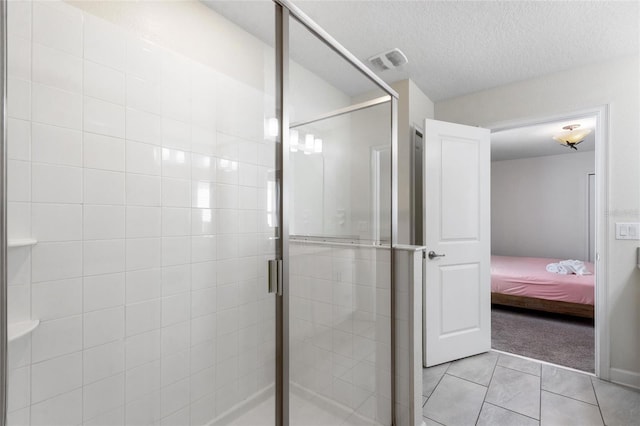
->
xmin=491 ymin=255 xmax=595 ymax=305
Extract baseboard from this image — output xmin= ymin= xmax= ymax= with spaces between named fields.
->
xmin=609 ymin=367 xmax=640 ymax=390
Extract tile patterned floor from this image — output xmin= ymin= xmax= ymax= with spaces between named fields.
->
xmin=423 ymin=351 xmax=640 ymax=426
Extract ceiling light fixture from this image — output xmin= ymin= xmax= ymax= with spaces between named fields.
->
xmin=553 ymin=124 xmax=591 ymax=150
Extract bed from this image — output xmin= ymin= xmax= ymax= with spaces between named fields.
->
xmin=491 ymin=255 xmax=595 ymax=318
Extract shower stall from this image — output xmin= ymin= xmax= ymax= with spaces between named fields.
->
xmin=0 ymin=0 xmax=398 ymax=425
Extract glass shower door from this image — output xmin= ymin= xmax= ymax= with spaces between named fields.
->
xmin=286 ymin=14 xmax=394 ymax=426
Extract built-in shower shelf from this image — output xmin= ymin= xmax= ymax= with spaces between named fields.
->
xmin=8 ymin=320 xmax=39 ymax=342
xmin=8 ymin=239 xmax=37 ymax=248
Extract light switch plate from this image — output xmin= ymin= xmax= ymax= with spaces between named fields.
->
xmin=616 ymin=223 xmax=640 ymax=240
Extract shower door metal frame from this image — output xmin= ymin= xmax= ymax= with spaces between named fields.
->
xmin=0 ymin=0 xmax=8 ymax=424
xmin=273 ymin=1 xmax=399 ymax=425
xmin=274 ymin=5 xmax=290 ymax=425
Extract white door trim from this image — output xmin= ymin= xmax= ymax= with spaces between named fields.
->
xmin=485 ymin=105 xmax=610 ymax=380
xmin=587 ymin=173 xmax=596 ymax=263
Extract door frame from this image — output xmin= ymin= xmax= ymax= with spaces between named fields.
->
xmin=587 ymin=173 xmax=596 ymax=263
xmin=486 ymin=105 xmax=610 ymax=379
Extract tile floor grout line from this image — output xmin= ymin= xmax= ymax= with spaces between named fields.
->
xmin=589 ymin=378 xmax=607 ymax=425
xmin=541 ymin=388 xmax=599 ymax=407
xmin=443 ymin=372 xmax=489 ymax=389
xmin=473 ymin=355 xmax=499 ymax=425
xmin=483 ymin=400 xmax=541 ymax=423
xmin=423 ymin=415 xmax=445 ymax=425
xmin=423 ymin=363 xmax=452 ymax=406
xmin=539 ymin=363 xmax=543 ymax=423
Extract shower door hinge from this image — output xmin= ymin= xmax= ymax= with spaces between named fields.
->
xmin=268 ymin=259 xmax=283 ymax=296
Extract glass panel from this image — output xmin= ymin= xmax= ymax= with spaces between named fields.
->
xmin=288 ymin=16 xmax=393 ymax=426
xmin=291 ymin=103 xmax=392 ymax=243
xmin=4 ymin=1 xmax=276 ymax=425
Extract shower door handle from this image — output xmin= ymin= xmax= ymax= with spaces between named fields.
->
xmin=268 ymin=259 xmax=283 ymax=295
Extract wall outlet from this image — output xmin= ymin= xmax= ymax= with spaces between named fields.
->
xmin=615 ymin=223 xmax=640 ymax=240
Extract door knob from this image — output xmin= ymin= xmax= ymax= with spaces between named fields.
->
xmin=428 ymin=251 xmax=445 ymax=260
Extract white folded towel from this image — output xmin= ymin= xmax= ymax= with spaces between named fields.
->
xmin=546 ymin=260 xmax=592 ymax=275
xmin=546 ymin=263 xmax=569 ymax=275
xmin=559 ymin=259 xmax=592 ymax=275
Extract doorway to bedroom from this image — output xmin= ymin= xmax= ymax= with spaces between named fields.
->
xmin=489 ymin=112 xmax=601 ymax=373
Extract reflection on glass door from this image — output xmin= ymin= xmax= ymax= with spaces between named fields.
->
xmin=287 ymin=16 xmax=394 ymax=426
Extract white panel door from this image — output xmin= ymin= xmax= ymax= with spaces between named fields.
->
xmin=423 ymin=119 xmax=491 ymax=367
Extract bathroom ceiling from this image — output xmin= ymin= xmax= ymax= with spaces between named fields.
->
xmin=203 ymin=1 xmax=639 ymax=102
xmin=491 ymin=116 xmax=596 ymax=162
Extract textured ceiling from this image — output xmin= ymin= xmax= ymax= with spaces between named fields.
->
xmin=204 ymin=0 xmax=639 ymax=102
xmin=491 ymin=117 xmax=596 ymax=162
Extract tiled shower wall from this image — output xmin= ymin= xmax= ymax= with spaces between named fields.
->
xmin=6 ymin=1 xmax=277 ymax=424
xmin=289 ymin=241 xmax=392 ymax=424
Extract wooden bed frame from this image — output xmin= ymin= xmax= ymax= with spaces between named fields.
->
xmin=491 ymin=293 xmax=594 ymax=319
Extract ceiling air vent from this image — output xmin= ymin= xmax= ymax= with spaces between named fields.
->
xmin=368 ymin=48 xmax=409 ymax=71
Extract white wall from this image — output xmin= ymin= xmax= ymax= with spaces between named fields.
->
xmin=392 ymin=80 xmax=434 ymax=244
xmin=436 ymin=55 xmax=640 ymax=384
xmin=491 ymin=152 xmax=594 ymax=260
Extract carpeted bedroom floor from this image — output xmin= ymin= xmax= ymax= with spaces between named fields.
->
xmin=491 ymin=305 xmax=595 ymax=373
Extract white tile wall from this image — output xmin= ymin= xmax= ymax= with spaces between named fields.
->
xmin=83 ymin=14 xmax=126 ymax=71
xmin=83 ymin=340 xmax=125 ymax=385
xmin=7 ymin=160 xmax=30 ymax=202
xmin=31 ymin=242 xmax=82 ymax=282
xmin=8 ymin=36 xmax=31 ymax=83
xmin=30 ymin=388 xmax=83 ymax=426
xmin=84 ymin=60 xmax=126 ymax=105
xmin=1 ymin=1 xmax=386 ymax=425
xmin=8 ymin=78 xmax=31 ymax=121
xmin=31 ymin=279 xmax=83 ymax=321
xmin=32 ymin=43 xmax=82 ymax=93
xmin=84 ymin=96 xmax=125 ymax=138
xmin=84 ymin=169 xmax=126 ymax=205
xmin=32 ymin=163 xmax=82 ymax=203
xmin=83 ymin=273 xmax=125 ymax=312
xmin=7 ymin=118 xmax=31 ymax=161
xmin=83 ymin=132 xmax=126 ymax=172
xmin=31 ymin=352 xmax=82 ymax=404
xmin=83 ymin=307 xmax=125 ymax=349
xmin=31 ymin=315 xmax=83 ymax=363
xmin=32 ymin=83 xmax=82 ymax=129
xmin=32 ymin=1 xmax=82 ymax=56
xmin=31 ymin=123 xmax=82 ymax=167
